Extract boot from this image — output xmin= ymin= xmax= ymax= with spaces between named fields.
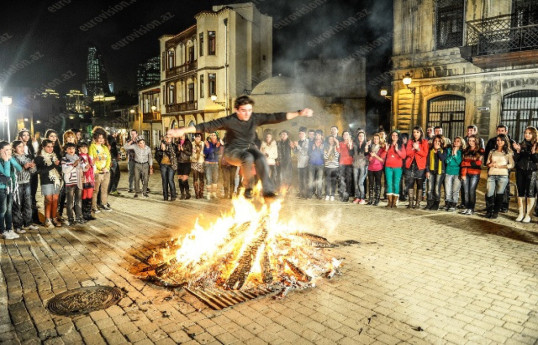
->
xmin=393 ymin=195 xmax=399 ymax=208
xmin=515 ymin=197 xmax=525 ymax=222
xmin=415 ymin=189 xmax=422 ymax=209
xmin=424 ymin=199 xmax=434 ymax=210
xmin=523 ymin=198 xmax=535 ymax=223
xmin=385 ymin=195 xmax=393 ymax=208
xmin=373 ymin=186 xmax=381 ymax=206
xmin=184 ymin=181 xmax=191 ymax=199
xmin=484 ymin=196 xmax=495 ymax=218
xmin=492 ymin=194 xmax=504 ymax=219
xmin=432 ymin=200 xmax=440 ymax=211
xmin=407 ymin=189 xmax=414 ymax=209
xmin=179 ymin=181 xmax=185 ymax=199
xmin=367 ymin=184 xmax=374 ymax=205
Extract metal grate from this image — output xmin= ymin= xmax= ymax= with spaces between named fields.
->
xmin=186 ymin=286 xmax=279 ymax=310
xmin=501 ymin=90 xmax=538 ymax=142
xmin=436 ymin=0 xmax=464 ymax=49
xmin=427 ymin=95 xmax=466 ymax=140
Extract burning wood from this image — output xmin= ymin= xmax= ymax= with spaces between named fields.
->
xmin=134 ymin=192 xmax=343 ymax=309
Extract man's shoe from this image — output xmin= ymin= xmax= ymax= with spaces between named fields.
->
xmin=499 ymin=207 xmax=508 ymax=213
xmin=3 ymin=230 xmax=19 ymax=239
xmin=142 ymin=194 xmax=149 ymax=199
xmin=101 ymin=205 xmax=112 ymax=211
xmin=244 ymin=189 xmax=253 ymax=199
xmin=491 ymin=213 xmax=499 ymax=219
xmin=53 ymin=219 xmax=62 ymax=227
xmin=170 ymin=197 xmax=177 ymax=201
xmin=110 ymin=191 xmax=121 ymax=196
xmin=15 ymin=228 xmax=26 ymax=234
xmin=134 ymin=194 xmax=138 ymax=198
xmin=128 ymin=189 xmax=133 ymax=193
xmin=93 ymin=208 xmax=101 ymax=213
xmin=325 ymin=195 xmax=330 ymax=201
xmin=27 ymin=224 xmax=39 ymax=231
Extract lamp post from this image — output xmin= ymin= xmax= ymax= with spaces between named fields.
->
xmin=2 ymin=96 xmax=12 ymax=142
xmin=402 ymin=72 xmax=417 ymax=129
xmin=151 ymin=105 xmax=157 ymax=147
xmin=380 ymin=87 xmax=393 ymax=130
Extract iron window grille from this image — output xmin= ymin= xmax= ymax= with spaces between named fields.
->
xmin=436 ymin=0 xmax=464 ymax=50
xmin=427 ymin=95 xmax=466 ymax=139
xmin=501 ymin=90 xmax=538 ymax=142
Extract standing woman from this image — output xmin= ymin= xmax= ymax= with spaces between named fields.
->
xmin=190 ymin=133 xmax=205 ymax=199
xmin=338 ymin=131 xmax=354 ymax=202
xmin=176 ymin=133 xmax=192 ymax=199
xmin=444 ymin=136 xmax=465 ymax=211
xmin=324 ymin=135 xmax=340 ymax=201
xmin=44 ymin=129 xmax=62 ymax=159
xmin=460 ymin=135 xmax=484 ymax=215
xmin=89 ymin=127 xmax=112 ymax=212
xmin=352 ymin=130 xmax=368 ymax=204
xmin=260 ymin=130 xmax=278 ymax=187
xmin=485 ymin=135 xmax=514 ymax=219
xmin=367 ymin=133 xmax=386 ymax=206
xmin=425 ymin=135 xmax=447 ymax=210
xmin=512 ymin=126 xmax=538 ymax=222
xmin=0 ymin=141 xmax=23 ymax=239
xmin=18 ymin=129 xmax=40 ymax=225
xmin=204 ymin=132 xmax=221 ymax=200
xmin=384 ymin=130 xmax=406 ymax=208
xmin=405 ymin=127 xmax=429 ymax=208
xmin=158 ymin=134 xmax=179 ymax=201
xmin=35 ymin=139 xmax=62 ymax=228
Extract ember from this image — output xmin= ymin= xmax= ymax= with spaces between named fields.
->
xmin=138 ymin=189 xmax=342 ymax=308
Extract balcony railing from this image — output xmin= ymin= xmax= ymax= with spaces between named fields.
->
xmin=466 ymin=12 xmax=538 ymax=56
xmin=142 ymin=112 xmax=161 ymax=122
xmin=165 ymin=61 xmax=197 ymax=79
xmin=165 ymin=101 xmax=198 ymax=113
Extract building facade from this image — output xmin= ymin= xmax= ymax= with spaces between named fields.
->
xmin=391 ymin=0 xmax=538 ymax=142
xmin=158 ymin=2 xmax=272 ymax=132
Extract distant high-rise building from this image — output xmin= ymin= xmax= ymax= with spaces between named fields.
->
xmin=136 ymin=56 xmax=160 ymax=90
xmin=84 ymin=46 xmax=112 ymax=98
xmin=66 ymin=89 xmax=86 ymax=113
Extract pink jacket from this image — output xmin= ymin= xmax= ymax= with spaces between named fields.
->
xmin=368 ymin=147 xmax=386 ymax=171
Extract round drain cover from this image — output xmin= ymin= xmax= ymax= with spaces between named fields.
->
xmin=47 ymin=286 xmax=123 ymax=316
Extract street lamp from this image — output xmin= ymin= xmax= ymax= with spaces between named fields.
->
xmin=2 ymin=96 xmax=12 ymax=142
xmin=402 ymin=72 xmax=416 ymax=94
xmin=380 ymin=87 xmax=393 ymax=131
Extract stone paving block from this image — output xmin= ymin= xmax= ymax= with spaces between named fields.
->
xmin=126 ymin=330 xmax=148 ymax=343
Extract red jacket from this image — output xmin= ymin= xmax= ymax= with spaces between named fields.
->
xmin=405 ymin=139 xmax=429 ymax=170
xmin=385 ymin=144 xmax=407 ymax=168
xmin=338 ymin=141 xmax=354 ymax=165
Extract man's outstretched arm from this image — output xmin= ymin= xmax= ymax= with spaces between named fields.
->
xmin=167 ymin=126 xmax=196 ymax=138
xmin=286 ymin=108 xmax=314 ymax=120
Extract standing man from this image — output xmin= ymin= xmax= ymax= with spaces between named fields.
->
xmin=168 ymin=96 xmax=313 ymax=198
xmin=126 ymin=129 xmax=138 ymax=193
xmin=277 ymin=130 xmax=293 ymax=191
xmin=291 ymin=127 xmax=310 ymax=198
xmin=107 ymin=129 xmax=121 ymax=196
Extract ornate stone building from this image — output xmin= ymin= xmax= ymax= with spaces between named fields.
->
xmin=158 ymin=2 xmax=272 ymax=132
xmin=391 ymin=0 xmax=538 ymax=141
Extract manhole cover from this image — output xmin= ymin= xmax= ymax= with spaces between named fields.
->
xmin=47 ymin=286 xmax=123 ymax=316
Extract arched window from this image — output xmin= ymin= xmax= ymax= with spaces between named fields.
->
xmin=501 ymin=90 xmax=538 ymax=141
xmin=427 ymin=95 xmax=466 ymax=139
xmin=170 ymin=120 xmax=178 ymax=129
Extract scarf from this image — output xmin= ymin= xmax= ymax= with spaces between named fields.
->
xmin=43 ymin=152 xmax=62 ymax=189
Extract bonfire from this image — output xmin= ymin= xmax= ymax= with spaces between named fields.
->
xmin=139 ymin=188 xmax=342 ymax=308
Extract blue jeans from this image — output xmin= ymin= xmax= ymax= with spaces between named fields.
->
xmin=444 ymin=174 xmax=461 ymax=204
xmin=353 ymin=165 xmax=367 ymax=199
xmin=205 ymin=163 xmax=219 ymax=185
xmin=298 ymin=167 xmax=309 ymax=197
xmin=13 ymin=183 xmax=32 ymax=228
xmin=225 ymin=147 xmax=274 ymax=194
xmin=309 ymin=165 xmax=324 ymax=198
xmin=486 ymin=175 xmax=509 ymax=197
xmin=462 ymin=174 xmax=480 ymax=210
xmin=427 ymin=173 xmax=445 ymax=202
xmin=385 ymin=167 xmax=403 ymax=195
xmin=160 ymin=164 xmax=176 ymax=199
xmin=0 ymin=189 xmax=14 ymax=233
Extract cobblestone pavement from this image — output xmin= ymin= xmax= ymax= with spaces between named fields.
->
xmin=1 ymin=172 xmax=537 ymax=345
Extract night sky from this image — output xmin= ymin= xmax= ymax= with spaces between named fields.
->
xmin=0 ymin=0 xmax=393 ymax=96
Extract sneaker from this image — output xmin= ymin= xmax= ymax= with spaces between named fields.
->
xmin=76 ymin=218 xmax=86 ymax=224
xmin=325 ymin=195 xmax=330 ymax=201
xmin=93 ymin=208 xmax=101 ymax=213
xmin=207 ymin=193 xmax=211 ymax=200
xmin=101 ymin=205 xmax=112 ymax=211
xmin=3 ymin=230 xmax=19 ymax=240
xmin=27 ymin=224 xmax=39 ymax=231
xmin=353 ymin=198 xmax=360 ymax=204
xmin=359 ymin=199 xmax=367 ymax=205
xmin=53 ymin=218 xmax=62 ymax=227
xmin=64 ymin=220 xmax=72 ymax=226
xmin=464 ymin=209 xmax=473 ymax=215
xmin=142 ymin=194 xmax=149 ymax=199
xmin=15 ymin=228 xmax=26 ymax=234
xmin=330 ymin=196 xmax=335 ymax=201
xmin=460 ymin=209 xmax=468 ymax=214
xmin=128 ymin=189 xmax=133 ymax=193
xmin=45 ymin=219 xmax=54 ymax=229
xmin=110 ymin=191 xmax=121 ymax=196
